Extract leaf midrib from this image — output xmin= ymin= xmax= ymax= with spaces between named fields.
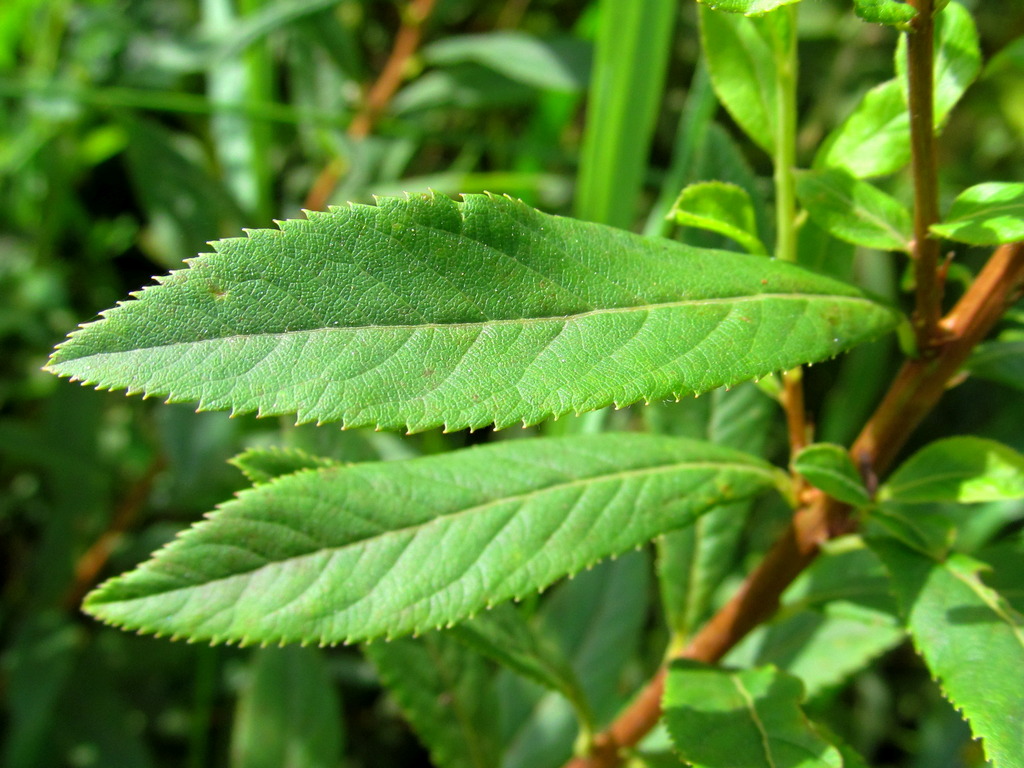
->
xmin=62 ymin=292 xmax=875 ymax=359
xmin=94 ymin=458 xmax=778 ymax=603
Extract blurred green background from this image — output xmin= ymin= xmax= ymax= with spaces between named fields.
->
xmin=2 ymin=0 xmax=1024 ymax=766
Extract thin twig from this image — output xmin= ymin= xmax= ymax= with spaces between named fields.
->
xmin=562 ymin=241 xmax=1024 ymax=768
xmin=304 ymin=0 xmax=438 ymax=211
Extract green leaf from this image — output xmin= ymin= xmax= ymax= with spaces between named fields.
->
xmin=451 ymin=605 xmax=592 ymax=730
xmin=895 ymin=1 xmax=981 ymax=128
xmin=663 ymin=661 xmax=844 ymax=768
xmin=820 ymin=3 xmax=976 ymax=178
xmin=668 ymin=182 xmax=767 ymax=255
xmin=794 ymin=169 xmax=912 ymax=253
xmin=229 ymin=446 xmax=338 ymax=486
xmin=792 ymin=443 xmax=871 ymax=507
xmin=365 ymin=632 xmax=500 ymax=768
xmin=654 ymin=383 xmax=775 ymax=639
xmin=967 ymin=339 xmax=1024 ymax=391
xmin=82 ymin=434 xmax=786 ymax=646
xmin=814 ymin=79 xmax=909 ymax=178
xmin=930 ymin=182 xmax=1024 ymax=245
xmin=46 ymin=194 xmax=899 ymax=433
xmin=699 ymin=6 xmax=793 ymax=155
xmin=697 ymin=0 xmax=800 ymax=16
xmin=868 ymin=539 xmax=1024 ymax=768
xmin=231 ymin=647 xmax=343 ymax=768
xmin=727 ymin=545 xmax=905 ymax=698
xmin=575 ymin=0 xmax=676 ymax=228
xmin=499 ymin=553 xmax=650 ymax=768
xmin=853 ymin=0 xmax=916 ymax=27
xmin=879 ymin=437 xmax=1024 ymax=504
xmin=423 ymin=33 xmax=590 ymax=93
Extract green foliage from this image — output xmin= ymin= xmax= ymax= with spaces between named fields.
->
xmin=668 ymin=181 xmax=767 ymax=254
xmin=792 ymin=443 xmax=871 ymax=507
xmin=45 ymin=193 xmax=896 ymax=432
xmin=231 ymin=647 xmax=344 ymax=768
xmin=6 ymin=0 xmax=1024 ymax=766
xmin=879 ymin=436 xmax=1024 ymax=504
xmin=869 ymin=538 xmax=1024 ymax=768
xmin=663 ymin=662 xmax=844 ymax=768
xmin=82 ymin=434 xmax=785 ymax=645
xmin=794 ymin=169 xmax=912 ymax=253
xmin=930 ymin=182 xmax=1024 ymax=245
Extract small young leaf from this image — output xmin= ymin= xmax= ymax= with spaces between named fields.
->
xmin=868 ymin=538 xmax=1024 ymax=768
xmin=697 ymin=0 xmax=800 ymax=16
xmin=365 ymin=632 xmax=501 ymax=768
xmin=853 ymin=0 xmax=916 ymax=28
xmin=929 ymin=182 xmax=1024 ymax=245
xmin=895 ymin=1 xmax=981 ymax=127
xmin=794 ymin=169 xmax=912 ymax=253
xmin=668 ymin=181 xmax=767 ymax=255
xmin=814 ymin=79 xmax=909 ymax=178
xmin=82 ymin=434 xmax=786 ymax=646
xmin=231 ymin=647 xmax=343 ymax=768
xmin=230 ymin=446 xmax=338 ymax=485
xmin=46 ymin=194 xmax=898 ymax=434
xmin=792 ymin=443 xmax=871 ymax=507
xmin=879 ymin=436 xmax=1024 ymax=504
xmin=663 ymin=661 xmax=844 ymax=768
xmin=699 ymin=6 xmax=793 ymax=155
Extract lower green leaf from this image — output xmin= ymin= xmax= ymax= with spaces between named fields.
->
xmin=663 ymin=661 xmax=844 ymax=768
xmin=869 ymin=538 xmax=1024 ymax=768
xmin=83 ymin=433 xmax=786 ymax=646
xmin=366 ymin=632 xmax=500 ymax=768
xmin=231 ymin=647 xmax=343 ymax=768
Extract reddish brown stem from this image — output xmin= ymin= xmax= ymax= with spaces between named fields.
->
xmin=562 ymin=241 xmax=1024 ymax=768
xmin=304 ymin=0 xmax=437 ymax=211
xmin=907 ymin=0 xmax=943 ymax=351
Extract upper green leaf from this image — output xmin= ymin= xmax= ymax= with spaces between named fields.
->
xmin=794 ymin=169 xmax=913 ymax=253
xmin=83 ymin=433 xmax=786 ymax=646
xmin=930 ymin=182 xmax=1024 ymax=245
xmin=697 ymin=0 xmax=800 ymax=16
xmin=853 ymin=0 xmax=916 ymax=28
xmin=814 ymin=79 xmax=909 ymax=178
xmin=663 ymin=661 xmax=844 ymax=768
xmin=668 ymin=181 xmax=767 ymax=255
xmin=879 ymin=436 xmax=1024 ymax=504
xmin=46 ymin=194 xmax=898 ymax=433
xmin=699 ymin=7 xmax=793 ymax=155
xmin=868 ymin=538 xmax=1024 ymax=768
xmin=818 ymin=3 xmax=979 ymax=178
xmin=793 ymin=443 xmax=871 ymax=507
